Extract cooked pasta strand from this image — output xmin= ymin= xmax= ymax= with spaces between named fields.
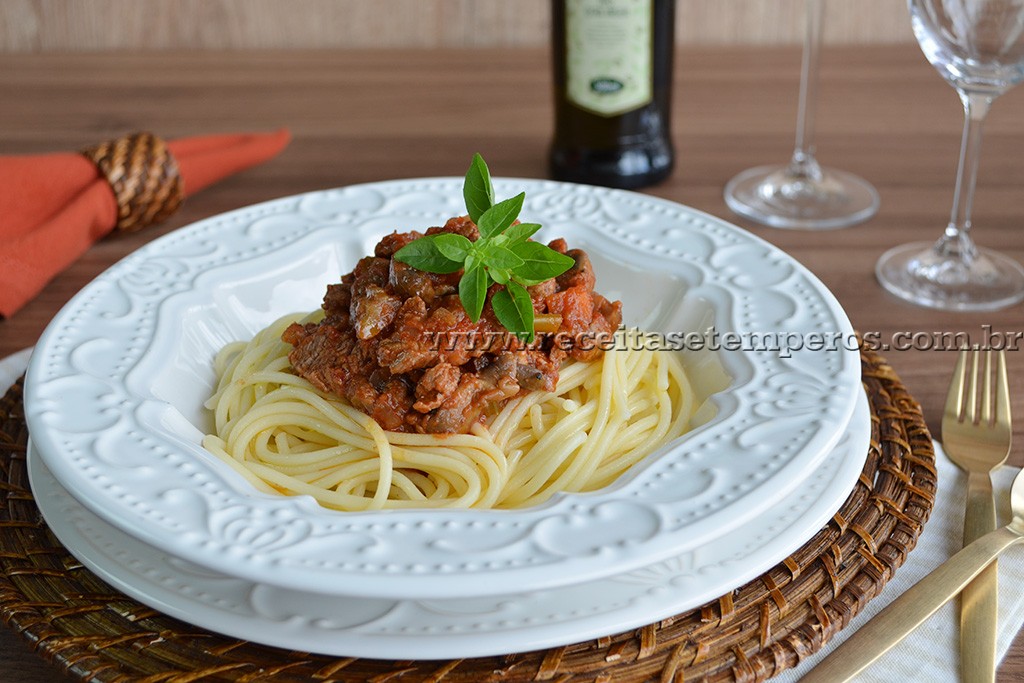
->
xmin=202 ymin=315 xmax=696 ymax=510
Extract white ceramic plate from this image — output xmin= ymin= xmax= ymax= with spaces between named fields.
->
xmin=27 ymin=387 xmax=868 ymax=659
xmin=25 ymin=179 xmax=861 ymax=599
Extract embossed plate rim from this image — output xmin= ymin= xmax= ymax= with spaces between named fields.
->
xmin=25 ymin=178 xmax=861 ymax=599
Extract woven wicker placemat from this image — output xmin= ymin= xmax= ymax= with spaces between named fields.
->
xmin=0 ymin=346 xmax=936 ymax=682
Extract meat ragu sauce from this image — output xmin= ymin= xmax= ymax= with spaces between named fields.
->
xmin=283 ymin=216 xmax=623 ymax=434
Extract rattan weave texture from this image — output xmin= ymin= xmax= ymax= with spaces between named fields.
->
xmin=80 ymin=131 xmax=184 ymax=233
xmin=0 ymin=346 xmax=936 ymax=682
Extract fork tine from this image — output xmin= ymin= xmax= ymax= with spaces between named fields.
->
xmin=996 ymin=349 xmax=1011 ymax=426
xmin=945 ymin=348 xmax=968 ymax=422
xmin=965 ymin=347 xmax=979 ymax=424
xmin=981 ymin=349 xmax=993 ymax=426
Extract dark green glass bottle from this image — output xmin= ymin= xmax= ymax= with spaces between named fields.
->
xmin=549 ymin=0 xmax=675 ymax=189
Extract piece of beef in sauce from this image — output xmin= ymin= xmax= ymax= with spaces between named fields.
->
xmin=283 ymin=217 xmax=622 ymax=434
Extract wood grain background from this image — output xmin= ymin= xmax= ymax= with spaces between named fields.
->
xmin=1 ymin=0 xmax=915 ymax=52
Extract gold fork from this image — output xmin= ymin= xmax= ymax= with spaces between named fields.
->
xmin=944 ymin=348 xmax=1012 ymax=683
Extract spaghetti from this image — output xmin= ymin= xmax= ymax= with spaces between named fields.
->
xmin=202 ymin=315 xmax=694 ymax=511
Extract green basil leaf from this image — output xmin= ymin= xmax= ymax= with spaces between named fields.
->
xmin=432 ymin=233 xmax=473 ymax=262
xmin=459 ymin=263 xmax=488 ymax=322
xmin=509 ymin=241 xmax=575 ymax=283
xmin=394 ymin=236 xmax=463 ymax=274
xmin=477 ymin=192 xmax=525 ymax=239
xmin=488 ymin=267 xmax=510 ymax=285
xmin=463 ymin=153 xmax=494 ymax=224
xmin=483 ymin=244 xmax=525 ymax=270
xmin=492 ymin=282 xmax=535 ymax=343
xmin=502 ymin=222 xmax=542 ymax=244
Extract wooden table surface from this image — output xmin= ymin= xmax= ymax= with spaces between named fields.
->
xmin=1 ymin=44 xmax=1023 ymax=681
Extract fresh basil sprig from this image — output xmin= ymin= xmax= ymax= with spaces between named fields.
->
xmin=393 ymin=153 xmax=574 ymax=342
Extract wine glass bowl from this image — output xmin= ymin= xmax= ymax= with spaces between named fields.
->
xmin=911 ymin=0 xmax=1024 ymax=94
xmin=876 ymin=0 xmax=1024 ymax=311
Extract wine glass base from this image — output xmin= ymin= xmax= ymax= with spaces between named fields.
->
xmin=876 ymin=242 xmax=1024 ymax=311
xmin=724 ymin=164 xmax=880 ymax=230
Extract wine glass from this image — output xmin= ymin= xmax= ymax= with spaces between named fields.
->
xmin=723 ymin=0 xmax=879 ymax=230
xmin=876 ymin=0 xmax=1024 ymax=310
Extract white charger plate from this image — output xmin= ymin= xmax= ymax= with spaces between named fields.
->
xmin=27 ymin=388 xmax=869 ymax=659
xmin=24 ymin=179 xmax=861 ymax=599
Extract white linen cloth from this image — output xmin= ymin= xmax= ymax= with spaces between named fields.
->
xmin=2 ymin=348 xmax=1021 ymax=680
xmin=0 ymin=348 xmax=32 ymax=393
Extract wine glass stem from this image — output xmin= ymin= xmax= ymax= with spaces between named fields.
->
xmin=789 ymin=0 xmax=824 ymax=180
xmin=938 ymin=91 xmax=994 ymax=261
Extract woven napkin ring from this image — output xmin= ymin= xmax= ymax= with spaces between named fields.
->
xmin=81 ymin=132 xmax=184 ymax=233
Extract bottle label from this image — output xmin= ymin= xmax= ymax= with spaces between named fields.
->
xmin=565 ymin=0 xmax=653 ymax=117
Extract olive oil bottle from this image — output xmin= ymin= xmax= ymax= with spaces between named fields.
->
xmin=549 ymin=0 xmax=675 ymax=189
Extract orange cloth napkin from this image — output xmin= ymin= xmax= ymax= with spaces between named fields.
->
xmin=0 ymin=129 xmax=290 ymax=317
